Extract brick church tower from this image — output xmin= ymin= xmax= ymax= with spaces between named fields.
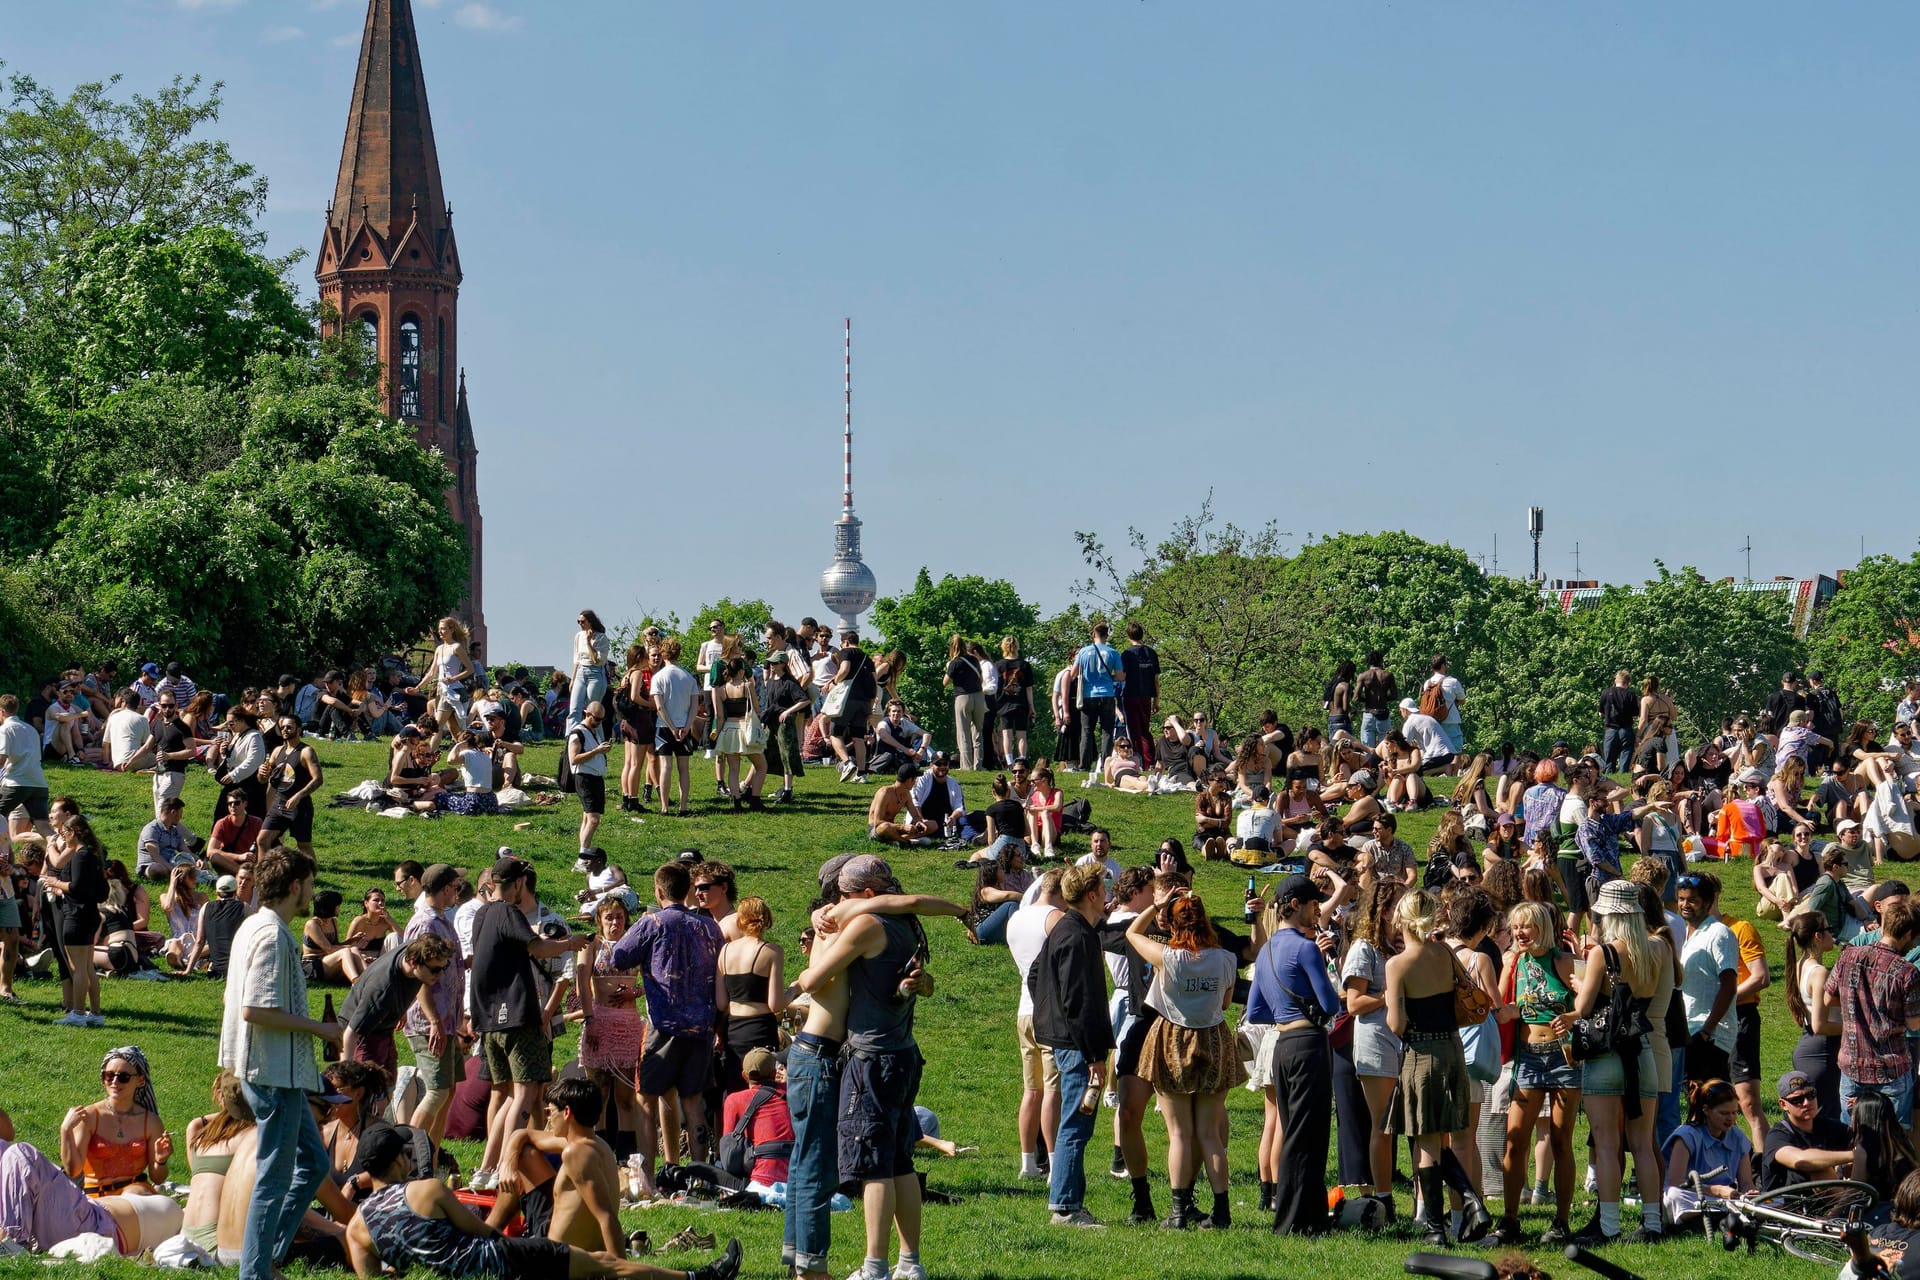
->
xmin=315 ymin=0 xmax=486 ymax=655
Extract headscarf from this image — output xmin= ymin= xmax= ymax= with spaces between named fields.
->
xmin=103 ymin=1045 xmax=160 ymax=1122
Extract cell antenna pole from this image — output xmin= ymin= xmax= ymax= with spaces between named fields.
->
xmin=843 ymin=318 xmax=853 ymax=512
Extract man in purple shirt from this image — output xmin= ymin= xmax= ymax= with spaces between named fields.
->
xmin=608 ymin=860 xmax=723 ymax=1185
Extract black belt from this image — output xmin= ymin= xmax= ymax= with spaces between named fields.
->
xmin=793 ymin=1032 xmax=842 ymax=1056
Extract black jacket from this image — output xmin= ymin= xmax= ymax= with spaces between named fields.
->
xmin=1029 ymin=911 xmax=1115 ymax=1058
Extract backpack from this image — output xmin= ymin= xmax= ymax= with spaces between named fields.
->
xmin=718 ymin=1086 xmax=791 ymax=1179
xmin=1058 ymin=798 xmax=1094 ymax=833
xmin=556 ymin=730 xmax=577 ymax=794
xmin=1418 ymin=679 xmax=1448 ymax=721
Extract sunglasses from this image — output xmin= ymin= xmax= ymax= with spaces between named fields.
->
xmin=1783 ymin=1092 xmax=1816 ymax=1106
xmin=423 ymin=963 xmax=449 ymax=977
xmin=693 ymin=883 xmax=716 ymax=893
xmin=1676 ymin=874 xmax=1706 ymax=890
xmin=102 ymin=1070 xmax=139 ymax=1085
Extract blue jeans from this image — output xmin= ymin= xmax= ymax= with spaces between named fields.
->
xmin=1049 ymin=1046 xmax=1095 ymax=1214
xmin=1656 ymin=1046 xmax=1683 ymax=1157
xmin=1361 ymin=712 xmax=1390 ymax=748
xmin=238 ymin=1081 xmax=330 ymax=1280
xmin=569 ymin=668 xmax=607 ymax=731
xmin=783 ymin=1035 xmax=842 ymax=1273
xmin=974 ymin=900 xmax=1018 ymax=946
xmin=1841 ymin=1071 xmax=1915 ymax=1126
xmin=1602 ymin=727 xmax=1634 ymax=774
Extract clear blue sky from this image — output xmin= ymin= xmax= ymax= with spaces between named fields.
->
xmin=11 ymin=2 xmax=1918 ymax=663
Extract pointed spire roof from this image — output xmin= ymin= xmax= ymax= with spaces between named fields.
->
xmin=329 ymin=0 xmax=449 ymax=250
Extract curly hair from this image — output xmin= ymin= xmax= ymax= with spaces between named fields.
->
xmin=1345 ymin=880 xmax=1404 ymax=956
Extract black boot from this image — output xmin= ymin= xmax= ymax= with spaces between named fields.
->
xmin=1197 ymin=1189 xmax=1230 ymax=1230
xmin=1127 ymin=1175 xmax=1157 ymax=1225
xmin=1161 ymin=1186 xmax=1196 ymax=1229
xmin=1418 ymin=1168 xmax=1450 ymax=1246
xmin=1439 ymin=1147 xmax=1491 ymax=1243
xmin=1257 ymin=1181 xmax=1276 ymax=1214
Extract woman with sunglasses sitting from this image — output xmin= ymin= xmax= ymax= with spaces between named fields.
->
xmin=60 ymin=1045 xmax=170 ymax=1197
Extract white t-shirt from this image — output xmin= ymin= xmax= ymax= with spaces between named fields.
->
xmin=979 ymin=660 xmax=1000 ymax=695
xmin=105 ymin=707 xmax=151 ymax=768
xmin=1402 ymin=712 xmax=1452 ymax=760
xmin=1237 ymin=806 xmax=1278 ymax=843
xmin=649 ymin=664 xmax=699 ymax=730
xmin=456 ymin=746 xmax=491 ymax=790
xmin=1075 ymin=852 xmax=1122 ymax=885
xmin=1104 ymin=909 xmax=1138 ymax=991
xmin=1559 ymin=793 xmax=1590 ymax=832
xmin=696 ymin=639 xmax=725 ymax=688
xmin=218 ymin=910 xmax=321 ymax=1091
xmin=1680 ymin=917 xmax=1740 ymax=1052
xmin=1007 ymin=901 xmax=1062 ymax=1017
xmin=1146 ymin=946 xmax=1234 ymax=1029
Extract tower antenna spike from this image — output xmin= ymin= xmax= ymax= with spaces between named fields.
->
xmin=819 ymin=316 xmax=877 ymax=630
xmin=844 ymin=317 xmax=853 ymax=513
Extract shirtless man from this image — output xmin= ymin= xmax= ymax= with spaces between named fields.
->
xmin=867 ymin=765 xmax=935 ymax=847
xmin=214 ymin=1093 xmax=354 ymax=1267
xmin=489 ymin=1079 xmax=623 ymax=1252
xmin=346 ymin=1126 xmax=739 ymax=1280
xmin=782 ymin=855 xmax=962 ymax=1280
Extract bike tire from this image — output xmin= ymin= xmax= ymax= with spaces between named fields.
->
xmin=1745 ymin=1179 xmax=1880 ymax=1220
xmin=1777 ymin=1227 xmax=1856 ymax=1266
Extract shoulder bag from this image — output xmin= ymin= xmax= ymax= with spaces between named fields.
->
xmin=821 ymin=655 xmax=868 ymax=719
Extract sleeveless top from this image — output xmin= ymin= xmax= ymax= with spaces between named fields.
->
xmin=1516 ymin=948 xmax=1572 ymax=1025
xmin=722 ymin=692 xmax=750 ymax=719
xmin=272 ymin=750 xmax=311 ymax=803
xmin=84 ymin=1126 xmax=151 ymax=1193
xmin=724 ymin=943 xmax=771 ymax=1004
xmin=188 ymin=1149 xmax=233 ymax=1177
xmin=845 ymin=915 xmax=919 ymax=1054
xmin=1404 ymin=989 xmax=1456 ymax=1037
xmin=360 ymin=1181 xmax=502 ymax=1277
xmin=203 ymin=898 xmax=248 ymax=974
xmin=436 ymin=646 xmax=467 ymax=693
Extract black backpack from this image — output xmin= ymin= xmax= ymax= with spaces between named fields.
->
xmin=718 ymin=1086 xmax=791 ymax=1179
xmin=556 ymin=729 xmax=579 ymax=794
xmin=1058 ymin=798 xmax=1094 ymax=833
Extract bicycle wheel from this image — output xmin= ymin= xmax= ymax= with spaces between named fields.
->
xmin=1746 ymin=1179 xmax=1879 ymax=1221
xmin=1777 ymin=1226 xmax=1855 ymax=1266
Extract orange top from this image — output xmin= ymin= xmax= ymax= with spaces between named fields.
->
xmin=84 ymin=1128 xmax=150 ymax=1194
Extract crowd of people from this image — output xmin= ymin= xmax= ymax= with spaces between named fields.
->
xmin=11 ymin=611 xmax=1920 ymax=1278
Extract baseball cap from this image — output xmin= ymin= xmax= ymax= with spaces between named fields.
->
xmin=422 ymin=863 xmax=458 ymax=893
xmin=1778 ymin=1071 xmax=1815 ymax=1101
xmin=141 ymin=662 xmax=161 ymax=678
xmin=1496 ymin=812 xmax=1519 ymax=827
xmin=930 ymin=751 xmax=953 ymax=768
xmin=838 ymin=854 xmax=896 ymax=894
xmin=1276 ymin=872 xmax=1326 ymax=905
xmin=1398 ymin=698 xmax=1418 ymax=715
xmin=490 ymin=855 xmax=530 ymax=883
xmin=741 ymin=1046 xmax=778 ymax=1081
xmin=1349 ymin=769 xmax=1375 ymax=790
xmin=353 ymin=1123 xmax=414 ymax=1177
xmin=276 ymin=673 xmax=298 ymax=687
xmin=306 ymin=1086 xmax=353 ymax=1107
xmin=215 ymin=875 xmax=238 ymax=897
xmin=1837 ymin=818 xmax=1862 ymax=832
xmin=817 ymin=854 xmax=856 ymax=893
xmin=579 ymin=847 xmax=607 ymax=865
xmin=165 ymin=661 xmax=183 ymax=677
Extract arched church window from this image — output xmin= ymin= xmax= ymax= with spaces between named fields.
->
xmin=398 ymin=316 xmax=422 ymax=419
xmin=358 ymin=312 xmax=379 ymax=357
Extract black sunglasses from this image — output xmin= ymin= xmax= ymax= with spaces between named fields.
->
xmin=693 ymin=882 xmax=716 ymax=893
xmin=102 ymin=1070 xmax=139 ymax=1085
xmin=1676 ymin=874 xmax=1706 ymax=889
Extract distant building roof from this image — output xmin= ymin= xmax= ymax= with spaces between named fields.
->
xmin=1539 ymin=575 xmax=1839 ymax=640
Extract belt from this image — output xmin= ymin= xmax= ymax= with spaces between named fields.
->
xmin=793 ymin=1032 xmax=843 ymax=1056
xmin=1271 ymin=1019 xmax=1319 ymax=1034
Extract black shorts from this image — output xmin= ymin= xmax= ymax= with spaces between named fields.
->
xmin=61 ymin=901 xmax=101 ymax=946
xmin=1730 ymin=1004 xmax=1763 ymax=1083
xmin=837 ymin=1046 xmax=923 ymax=1186
xmin=833 ymin=703 xmax=872 ymax=741
xmin=654 ymin=726 xmax=696 ymax=756
xmin=1556 ymin=855 xmax=1591 ymax=915
xmin=1115 ymin=1007 xmax=1158 ymax=1079
xmin=575 ymin=773 xmax=606 ymax=815
xmin=264 ymin=797 xmax=314 ymax=842
xmin=497 ymin=1235 xmax=571 ymax=1280
xmin=1417 ymin=754 xmax=1457 ymax=776
xmin=638 ymin=1026 xmax=712 ymax=1098
xmin=998 ymin=702 xmax=1033 ymax=732
xmin=1686 ymin=1034 xmax=1732 ymax=1086
xmin=0 ymin=784 xmax=49 ymax=821
xmin=518 ymin=1177 xmax=555 ymax=1238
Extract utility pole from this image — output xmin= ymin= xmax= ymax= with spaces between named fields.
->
xmin=1740 ymin=536 xmax=1752 ymax=583
xmin=1572 ymin=542 xmax=1581 ymax=577
xmin=1528 ymin=507 xmax=1544 ymax=584
xmin=1492 ymin=533 xmax=1498 ymax=577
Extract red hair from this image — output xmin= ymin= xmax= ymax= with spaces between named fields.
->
xmin=1533 ymin=759 xmax=1561 ymax=784
xmin=1165 ymin=893 xmax=1218 ymax=953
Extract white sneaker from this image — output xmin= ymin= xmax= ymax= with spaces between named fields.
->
xmin=892 ymin=1264 xmax=928 ymax=1280
xmin=468 ymin=1168 xmax=497 ymax=1191
xmin=1049 ymin=1209 xmax=1105 ymax=1228
xmin=55 ymin=1010 xmax=89 ymax=1026
xmin=1583 ymin=1164 xmax=1599 ymax=1195
xmin=838 ymin=759 xmax=856 ymax=782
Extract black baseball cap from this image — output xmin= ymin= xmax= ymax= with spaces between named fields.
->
xmin=1276 ymin=873 xmax=1326 ymax=905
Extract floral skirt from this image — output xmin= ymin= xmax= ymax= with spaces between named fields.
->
xmin=1139 ymin=1017 xmax=1247 ymax=1095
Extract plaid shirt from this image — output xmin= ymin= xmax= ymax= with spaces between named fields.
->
xmin=1826 ymin=941 xmax=1920 ymax=1085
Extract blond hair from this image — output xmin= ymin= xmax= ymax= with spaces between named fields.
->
xmin=1508 ymin=900 xmax=1556 ymax=952
xmin=1059 ymin=864 xmax=1105 ymax=906
xmin=1393 ymin=888 xmax=1442 ymax=941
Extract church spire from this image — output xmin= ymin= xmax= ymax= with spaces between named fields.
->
xmin=329 ymin=0 xmax=450 ymax=252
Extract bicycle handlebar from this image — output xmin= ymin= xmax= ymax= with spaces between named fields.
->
xmin=1563 ymin=1245 xmax=1647 ymax=1280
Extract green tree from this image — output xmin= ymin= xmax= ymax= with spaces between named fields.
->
xmin=0 ymin=67 xmax=270 ymax=311
xmin=870 ymin=569 xmax=1041 ymax=748
xmin=1077 ymin=502 xmax=1313 ymax=735
xmin=1805 ymin=552 xmax=1920 ymax=725
xmin=1549 ymin=566 xmax=1800 ymax=745
xmin=0 ymin=557 xmax=87 ymax=697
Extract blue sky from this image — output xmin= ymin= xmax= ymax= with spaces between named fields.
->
xmin=10 ymin=2 xmax=1917 ymax=663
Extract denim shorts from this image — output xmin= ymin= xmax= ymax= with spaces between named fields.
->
xmin=1512 ymin=1036 xmax=1580 ymax=1092
xmin=1579 ymin=1043 xmax=1658 ymax=1098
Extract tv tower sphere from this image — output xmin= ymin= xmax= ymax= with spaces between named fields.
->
xmin=820 ymin=318 xmax=877 ymax=630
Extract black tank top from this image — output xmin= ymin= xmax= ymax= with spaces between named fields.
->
xmin=273 ymin=749 xmax=312 ymax=802
xmin=204 ymin=898 xmax=248 ymax=976
xmin=724 ymin=944 xmax=771 ymax=1003
xmin=1405 ymin=989 xmax=1456 ymax=1036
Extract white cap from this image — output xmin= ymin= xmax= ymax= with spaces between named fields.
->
xmin=1837 ymin=819 xmax=1861 ymax=833
xmin=1398 ymin=697 xmax=1419 ymax=715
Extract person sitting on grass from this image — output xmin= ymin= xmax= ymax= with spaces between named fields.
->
xmin=179 ymin=1069 xmax=256 ymax=1255
xmin=345 ymin=1125 xmax=742 ymax=1280
xmin=206 ymin=791 xmax=261 ymax=876
xmin=486 ymin=1077 xmax=637 ymax=1248
xmin=867 ymin=765 xmax=935 ymax=847
xmin=0 ymin=1134 xmax=182 ymax=1257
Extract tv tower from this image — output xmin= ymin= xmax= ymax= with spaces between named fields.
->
xmin=819 ymin=318 xmax=878 ymax=630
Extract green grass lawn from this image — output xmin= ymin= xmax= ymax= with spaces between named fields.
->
xmin=0 ymin=740 xmax=1852 ymax=1279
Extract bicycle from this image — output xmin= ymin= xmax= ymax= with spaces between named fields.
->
xmin=1682 ymin=1165 xmax=1881 ymax=1266
xmin=1404 ymin=1246 xmax=1645 ymax=1280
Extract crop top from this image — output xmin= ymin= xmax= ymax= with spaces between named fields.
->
xmin=84 ymin=1128 xmax=151 ymax=1194
xmin=1515 ymin=949 xmax=1572 ymax=1025
xmin=188 ymin=1149 xmax=233 ymax=1177
xmin=1403 ymin=989 xmax=1456 ymax=1036
xmin=724 ymin=943 xmax=771 ymax=1004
